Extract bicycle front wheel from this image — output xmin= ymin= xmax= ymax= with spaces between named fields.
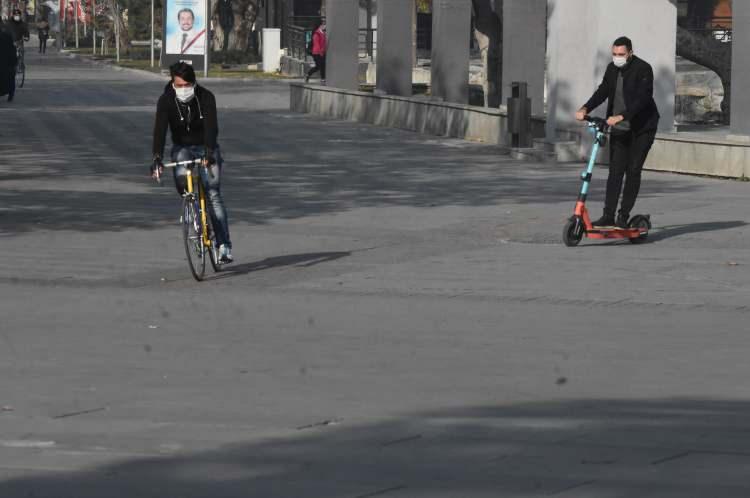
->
xmin=15 ymin=63 xmax=25 ymax=88
xmin=182 ymin=195 xmax=206 ymax=281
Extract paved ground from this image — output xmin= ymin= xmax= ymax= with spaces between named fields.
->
xmin=1 ymin=49 xmax=750 ymax=497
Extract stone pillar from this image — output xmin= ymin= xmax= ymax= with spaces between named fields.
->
xmin=431 ymin=0 xmax=471 ymax=104
xmin=731 ymin=0 xmax=750 ymax=137
xmin=325 ymin=0 xmax=359 ymax=90
xmin=502 ymin=0 xmax=546 ymax=115
xmin=376 ymin=0 xmax=413 ymax=96
xmin=546 ymin=0 xmax=676 ymax=140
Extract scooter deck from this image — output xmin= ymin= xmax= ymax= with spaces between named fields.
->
xmin=586 ymin=227 xmax=645 ymax=239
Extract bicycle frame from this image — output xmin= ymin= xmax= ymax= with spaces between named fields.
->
xmin=159 ymin=159 xmax=212 ymax=249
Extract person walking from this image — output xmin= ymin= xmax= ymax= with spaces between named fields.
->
xmin=37 ymin=18 xmax=50 ymax=54
xmin=0 ymin=22 xmax=18 ymax=102
xmin=305 ymin=21 xmax=327 ymax=84
xmin=575 ymin=36 xmax=660 ymax=228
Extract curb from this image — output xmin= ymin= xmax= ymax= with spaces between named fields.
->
xmin=62 ymin=50 xmax=302 ymax=84
xmin=62 ymin=50 xmax=165 ymax=81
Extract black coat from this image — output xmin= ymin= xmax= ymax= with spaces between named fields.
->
xmin=152 ymin=83 xmax=219 ymax=159
xmin=583 ymin=55 xmax=660 ymax=133
xmin=0 ymin=30 xmax=17 ymax=97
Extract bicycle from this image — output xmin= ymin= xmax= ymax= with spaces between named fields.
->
xmin=156 ymin=158 xmax=224 ymax=281
xmin=15 ymin=41 xmax=25 ymax=89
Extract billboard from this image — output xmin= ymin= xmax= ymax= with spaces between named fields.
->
xmin=165 ymin=0 xmax=206 ymax=56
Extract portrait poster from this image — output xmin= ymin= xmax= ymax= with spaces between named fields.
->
xmin=165 ymin=0 xmax=206 ymax=56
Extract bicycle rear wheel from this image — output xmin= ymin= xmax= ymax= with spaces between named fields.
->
xmin=182 ymin=195 xmax=206 ymax=281
xmin=205 ymin=212 xmax=223 ymax=273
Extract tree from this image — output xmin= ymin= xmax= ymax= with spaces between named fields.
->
xmin=210 ymin=0 xmax=259 ymax=55
xmin=676 ymin=0 xmax=732 ymax=123
xmin=471 ymin=0 xmax=502 ymax=107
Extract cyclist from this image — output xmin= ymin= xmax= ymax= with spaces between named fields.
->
xmin=8 ymin=10 xmax=30 ymax=46
xmin=151 ymin=62 xmax=233 ymax=263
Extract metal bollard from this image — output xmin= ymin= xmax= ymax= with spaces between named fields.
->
xmin=507 ymin=82 xmax=532 ymax=148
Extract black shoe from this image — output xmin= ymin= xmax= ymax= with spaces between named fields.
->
xmin=592 ymin=215 xmax=615 ymax=227
xmin=616 ymin=213 xmax=630 ymax=229
xmin=304 ymin=74 xmax=310 ymax=83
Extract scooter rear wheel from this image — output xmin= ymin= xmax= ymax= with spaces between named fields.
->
xmin=563 ymin=216 xmax=585 ymax=247
xmin=628 ymin=215 xmax=651 ymax=244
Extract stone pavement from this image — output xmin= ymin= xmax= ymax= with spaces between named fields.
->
xmin=1 ymin=49 xmax=750 ymax=497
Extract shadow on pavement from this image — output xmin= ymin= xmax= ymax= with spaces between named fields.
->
xmin=649 ymin=221 xmax=748 ymax=242
xmin=1 ymin=398 xmax=750 ymax=497
xmin=209 ymin=251 xmax=351 ymax=280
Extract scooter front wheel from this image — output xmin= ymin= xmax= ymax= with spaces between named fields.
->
xmin=563 ymin=216 xmax=585 ymax=247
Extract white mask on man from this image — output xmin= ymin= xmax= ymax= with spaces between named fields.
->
xmin=173 ymin=84 xmax=195 ymax=103
xmin=613 ymin=56 xmax=629 ymax=68
xmin=13 ymin=15 xmax=21 ymax=21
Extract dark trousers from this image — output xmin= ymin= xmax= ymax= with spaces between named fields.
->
xmin=605 ymin=129 xmax=657 ymax=218
xmin=39 ymin=37 xmax=47 ymax=53
xmin=307 ymin=54 xmax=326 ymax=80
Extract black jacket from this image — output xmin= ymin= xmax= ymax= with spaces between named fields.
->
xmin=152 ymin=83 xmax=219 ymax=159
xmin=0 ymin=30 xmax=17 ymax=97
xmin=583 ymin=55 xmax=660 ymax=133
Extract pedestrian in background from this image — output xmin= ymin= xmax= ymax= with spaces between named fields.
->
xmin=305 ymin=21 xmax=327 ymax=84
xmin=37 ymin=18 xmax=50 ymax=54
xmin=0 ymin=22 xmax=18 ymax=102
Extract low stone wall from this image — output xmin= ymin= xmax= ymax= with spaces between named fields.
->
xmin=647 ymin=133 xmax=750 ymax=178
xmin=290 ymin=83 xmax=750 ymax=178
xmin=290 ymin=83 xmax=554 ymax=147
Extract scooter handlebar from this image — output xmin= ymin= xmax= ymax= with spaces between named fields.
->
xmin=583 ymin=115 xmax=609 ymax=130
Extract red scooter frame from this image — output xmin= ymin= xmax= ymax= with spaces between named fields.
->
xmin=563 ymin=116 xmax=651 ymax=246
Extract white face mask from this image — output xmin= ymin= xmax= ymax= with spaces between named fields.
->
xmin=173 ymin=84 xmax=195 ymax=102
xmin=13 ymin=16 xmax=21 ymax=21
xmin=613 ymin=55 xmax=629 ymax=68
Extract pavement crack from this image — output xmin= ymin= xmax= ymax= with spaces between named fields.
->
xmin=381 ymin=434 xmax=422 ymax=447
xmin=354 ymin=485 xmax=408 ymax=498
xmin=547 ymin=480 xmax=596 ymax=495
xmin=52 ymin=406 xmax=108 ymax=419
xmin=296 ymin=418 xmax=343 ymax=430
xmin=650 ymin=450 xmax=692 ymax=465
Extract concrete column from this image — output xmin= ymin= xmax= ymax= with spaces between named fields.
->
xmin=376 ymin=0 xmax=413 ymax=96
xmin=731 ymin=0 xmax=750 ymax=137
xmin=502 ymin=0 xmax=546 ymax=115
xmin=325 ymin=0 xmax=359 ymax=90
xmin=431 ymin=0 xmax=471 ymax=104
xmin=546 ymin=0 xmax=676 ymax=140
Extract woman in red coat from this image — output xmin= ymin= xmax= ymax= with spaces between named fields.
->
xmin=305 ymin=21 xmax=327 ymax=84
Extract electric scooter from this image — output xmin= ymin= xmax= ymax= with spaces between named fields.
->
xmin=562 ymin=116 xmax=651 ymax=247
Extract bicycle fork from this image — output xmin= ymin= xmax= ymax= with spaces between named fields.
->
xmin=186 ymin=173 xmax=211 ymax=250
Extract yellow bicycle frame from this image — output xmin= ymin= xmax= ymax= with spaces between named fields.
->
xmin=185 ymin=167 xmax=212 ymax=248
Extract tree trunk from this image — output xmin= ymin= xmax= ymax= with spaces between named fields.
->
xmin=471 ymin=0 xmax=501 ymax=107
xmin=676 ymin=25 xmax=732 ymax=124
xmin=210 ymin=0 xmax=259 ymax=54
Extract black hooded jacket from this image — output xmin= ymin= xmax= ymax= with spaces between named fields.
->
xmin=583 ymin=55 xmax=660 ymax=133
xmin=152 ymin=83 xmax=219 ymax=159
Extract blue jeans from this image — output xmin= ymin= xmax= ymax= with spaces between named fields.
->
xmin=171 ymin=145 xmax=231 ymax=248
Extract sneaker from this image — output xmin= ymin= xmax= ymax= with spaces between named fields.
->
xmin=219 ymin=244 xmax=233 ymax=264
xmin=592 ymin=215 xmax=615 ymax=227
xmin=320 ymin=79 xmax=326 ymax=85
xmin=305 ymin=74 xmax=310 ymax=83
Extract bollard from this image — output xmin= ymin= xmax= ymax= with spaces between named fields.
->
xmin=507 ymin=81 xmax=532 ymax=148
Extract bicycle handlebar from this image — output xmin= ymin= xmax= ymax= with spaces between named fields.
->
xmin=153 ymin=158 xmax=215 ymax=185
xmin=161 ymin=159 xmax=203 ymax=168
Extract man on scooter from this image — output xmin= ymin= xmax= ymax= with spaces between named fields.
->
xmin=575 ymin=36 xmax=660 ymax=228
